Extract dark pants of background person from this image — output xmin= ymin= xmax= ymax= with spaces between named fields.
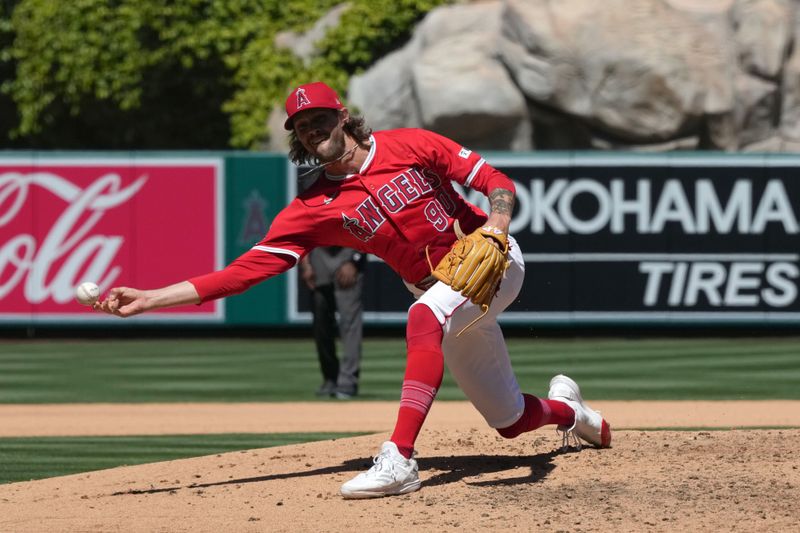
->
xmin=311 ymin=272 xmax=363 ymax=398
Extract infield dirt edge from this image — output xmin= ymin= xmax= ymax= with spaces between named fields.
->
xmin=1 ymin=400 xmax=799 ymax=437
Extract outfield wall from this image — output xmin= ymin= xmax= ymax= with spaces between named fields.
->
xmin=1 ymin=152 xmax=798 ymax=328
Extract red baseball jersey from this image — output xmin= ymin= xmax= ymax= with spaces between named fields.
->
xmin=190 ymin=128 xmax=515 ymax=302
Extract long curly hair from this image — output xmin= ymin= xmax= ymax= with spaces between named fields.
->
xmin=288 ymin=113 xmax=372 ymax=166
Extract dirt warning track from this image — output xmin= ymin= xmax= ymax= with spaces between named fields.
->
xmin=0 ymin=400 xmax=798 ymax=436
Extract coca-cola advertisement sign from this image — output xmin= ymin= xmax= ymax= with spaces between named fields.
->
xmin=0 ymin=158 xmax=224 ymax=322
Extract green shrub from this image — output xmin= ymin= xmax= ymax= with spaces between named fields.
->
xmin=1 ymin=0 xmax=452 ymax=149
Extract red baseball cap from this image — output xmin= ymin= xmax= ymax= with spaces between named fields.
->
xmin=284 ymin=82 xmax=345 ymax=130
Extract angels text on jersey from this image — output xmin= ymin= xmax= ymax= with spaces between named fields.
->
xmin=340 ymin=166 xmax=457 ymax=242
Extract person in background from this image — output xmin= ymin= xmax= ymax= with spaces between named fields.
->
xmin=299 ymin=246 xmax=365 ymax=399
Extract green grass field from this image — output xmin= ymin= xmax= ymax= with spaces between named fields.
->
xmin=0 ymin=433 xmax=363 ymax=484
xmin=1 ymin=335 xmax=798 ymax=484
xmin=1 ymin=336 xmax=799 ymax=402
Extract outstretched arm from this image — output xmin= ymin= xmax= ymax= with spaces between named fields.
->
xmin=94 ymin=281 xmax=200 ymax=317
xmin=94 ymin=247 xmax=300 ymax=318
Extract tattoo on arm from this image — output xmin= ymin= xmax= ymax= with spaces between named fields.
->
xmin=489 ymin=188 xmax=515 ymax=215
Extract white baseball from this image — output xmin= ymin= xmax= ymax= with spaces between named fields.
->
xmin=75 ymin=282 xmax=100 ymax=306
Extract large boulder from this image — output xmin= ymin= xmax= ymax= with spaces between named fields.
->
xmin=350 ymin=1 xmax=531 ymax=150
xmin=734 ymin=72 xmax=779 ymax=147
xmin=780 ymin=9 xmax=800 ymax=140
xmin=412 ymin=3 xmax=530 ymax=150
xmin=348 ymin=41 xmax=423 ymax=130
xmin=272 ymin=0 xmax=800 ymax=152
xmin=732 ymin=0 xmax=792 ymax=79
xmin=499 ymin=0 xmax=734 ymax=142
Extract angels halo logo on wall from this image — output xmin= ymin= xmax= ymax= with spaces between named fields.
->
xmin=0 ymin=158 xmax=224 ymax=322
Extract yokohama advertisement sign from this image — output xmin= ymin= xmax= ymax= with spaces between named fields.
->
xmin=468 ymin=154 xmax=800 ymax=325
xmin=293 ymin=154 xmax=800 ymax=326
xmin=0 ymin=158 xmax=224 ymax=323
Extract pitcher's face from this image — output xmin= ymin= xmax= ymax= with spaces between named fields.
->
xmin=293 ymin=108 xmax=349 ymax=162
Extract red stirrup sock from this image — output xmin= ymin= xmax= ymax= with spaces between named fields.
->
xmin=543 ymin=398 xmax=576 ymax=427
xmin=390 ymin=304 xmax=444 ymax=459
xmin=496 ymin=394 xmax=576 ymax=439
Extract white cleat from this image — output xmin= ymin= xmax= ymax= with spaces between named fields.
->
xmin=340 ymin=441 xmax=421 ymax=499
xmin=547 ymin=374 xmax=612 ymax=449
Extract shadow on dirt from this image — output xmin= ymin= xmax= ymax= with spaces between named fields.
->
xmin=111 ymin=449 xmax=566 ymax=496
xmin=419 ymin=450 xmax=560 ymax=488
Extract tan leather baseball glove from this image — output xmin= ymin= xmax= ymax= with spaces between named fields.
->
xmin=429 ymin=221 xmax=510 ymax=333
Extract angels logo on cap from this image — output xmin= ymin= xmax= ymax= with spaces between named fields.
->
xmin=284 ymin=81 xmax=345 ymax=130
xmin=296 ymin=88 xmax=311 ymax=110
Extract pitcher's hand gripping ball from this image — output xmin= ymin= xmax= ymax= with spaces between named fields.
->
xmin=75 ymin=282 xmax=100 ymax=306
xmin=429 ymin=221 xmax=509 ymax=335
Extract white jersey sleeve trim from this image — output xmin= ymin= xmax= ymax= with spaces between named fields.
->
xmin=251 ymin=245 xmax=300 ymax=262
xmin=464 ymin=158 xmax=486 ymax=187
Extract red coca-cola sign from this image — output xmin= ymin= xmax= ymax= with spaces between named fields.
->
xmin=0 ymin=158 xmax=223 ymax=321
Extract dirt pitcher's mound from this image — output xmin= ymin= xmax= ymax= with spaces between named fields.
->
xmin=0 ymin=428 xmax=798 ymax=532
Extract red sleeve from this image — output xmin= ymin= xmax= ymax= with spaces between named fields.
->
xmin=412 ymin=129 xmax=515 ymax=195
xmin=189 ymin=250 xmax=296 ymax=302
xmin=189 ymin=200 xmax=317 ymax=302
xmin=470 ymin=163 xmax=515 ymax=196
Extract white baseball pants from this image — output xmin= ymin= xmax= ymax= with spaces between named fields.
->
xmin=406 ymin=236 xmax=526 ymax=429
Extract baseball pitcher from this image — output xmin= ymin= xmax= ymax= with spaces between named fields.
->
xmin=95 ymin=81 xmax=611 ymax=499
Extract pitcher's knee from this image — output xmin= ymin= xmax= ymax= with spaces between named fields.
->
xmin=496 ymin=424 xmax=523 ymax=439
xmin=406 ymin=303 xmax=443 ymax=349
